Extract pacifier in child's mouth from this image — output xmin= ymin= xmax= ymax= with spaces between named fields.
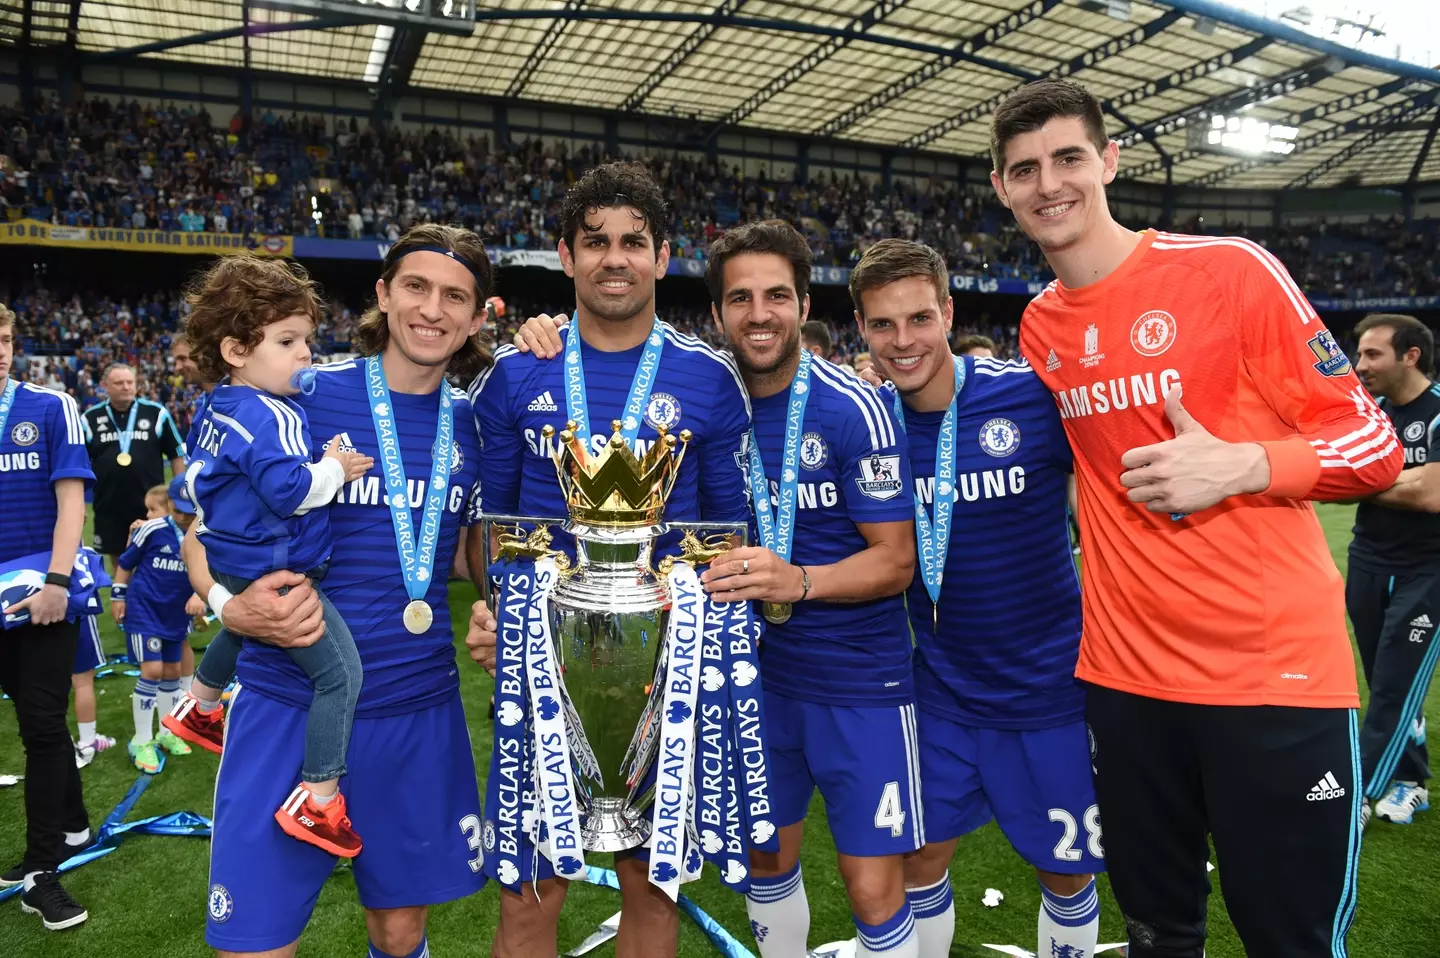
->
xmin=291 ymin=366 xmax=318 ymax=396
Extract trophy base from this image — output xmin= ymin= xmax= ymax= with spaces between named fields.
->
xmin=582 ymin=797 xmax=652 ymax=853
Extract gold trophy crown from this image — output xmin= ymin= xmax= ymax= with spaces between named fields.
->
xmin=548 ymin=419 xmax=691 ymax=528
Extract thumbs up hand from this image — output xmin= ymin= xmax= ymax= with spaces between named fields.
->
xmin=1119 ymin=387 xmax=1272 ymax=515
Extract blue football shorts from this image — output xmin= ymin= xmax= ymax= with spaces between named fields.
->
xmin=206 ymin=686 xmax=487 ymax=951
xmin=917 ymin=709 xmax=1105 ymax=874
xmin=127 ymin=631 xmax=185 ymax=665
xmin=766 ymin=690 xmax=924 ymax=858
xmin=72 ymin=615 xmax=105 ymax=673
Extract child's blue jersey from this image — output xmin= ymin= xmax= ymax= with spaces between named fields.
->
xmin=884 ymin=356 xmax=1084 ymax=730
xmin=118 ymin=516 xmax=194 ymax=641
xmin=469 ymin=319 xmax=752 ymax=549
xmin=187 ymin=383 xmax=332 ymax=579
xmin=232 ymin=360 xmax=484 ymax=717
xmin=750 ymin=356 xmax=915 ymax=707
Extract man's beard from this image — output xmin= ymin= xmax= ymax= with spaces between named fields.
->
xmin=730 ymin=325 xmax=801 ymax=377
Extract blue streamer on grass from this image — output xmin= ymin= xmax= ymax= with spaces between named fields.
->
xmin=579 ymin=866 xmax=756 ymax=958
xmin=0 ymin=770 xmax=211 ymax=903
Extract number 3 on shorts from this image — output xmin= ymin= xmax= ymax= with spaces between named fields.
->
xmin=875 ymin=781 xmax=906 ymax=837
xmin=459 ymin=814 xmax=483 ymax=873
xmin=1049 ymin=804 xmax=1103 ymax=861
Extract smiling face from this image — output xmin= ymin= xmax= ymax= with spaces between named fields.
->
xmin=712 ymin=252 xmax=808 ymax=378
xmin=991 ymin=115 xmax=1119 ymax=255
xmin=857 ymin=276 xmax=954 ymax=398
xmin=1355 ymin=325 xmax=1416 ymax=398
xmin=374 ymin=250 xmax=485 ymax=372
xmin=560 ymin=204 xmax=669 ymax=324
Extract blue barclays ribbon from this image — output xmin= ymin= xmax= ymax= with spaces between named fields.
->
xmin=525 ymin=558 xmax=584 ymax=880
xmin=891 ymin=356 xmax=963 ymax=606
xmin=746 ymin=351 xmax=812 ymax=564
xmin=365 ymin=355 xmax=453 ymax=616
xmin=562 ymin=313 xmax=665 ymax=450
xmin=650 ymin=562 xmax=705 ymax=900
xmin=104 ymin=398 xmax=139 ymax=460
xmin=487 ymin=559 xmax=539 ymax=893
xmin=0 ymin=378 xmax=16 ymax=443
xmin=729 ymin=603 xmax=776 ymax=855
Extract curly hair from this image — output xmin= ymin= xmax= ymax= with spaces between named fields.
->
xmin=560 ymin=161 xmax=669 ymax=254
xmin=182 ymin=255 xmax=323 ymax=385
xmin=355 ymin=223 xmax=495 ymax=384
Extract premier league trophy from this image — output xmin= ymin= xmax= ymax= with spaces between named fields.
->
xmin=482 ymin=419 xmax=777 ymax=900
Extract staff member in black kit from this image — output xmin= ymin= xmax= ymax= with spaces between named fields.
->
xmin=81 ymin=363 xmax=185 ymax=570
xmin=1350 ymin=313 xmax=1440 ymax=827
xmin=0 ymin=303 xmax=94 ymax=930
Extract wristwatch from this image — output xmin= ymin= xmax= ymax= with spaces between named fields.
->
xmin=44 ymin=572 xmax=71 ymax=589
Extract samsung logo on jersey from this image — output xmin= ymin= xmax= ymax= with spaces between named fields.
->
xmin=759 ymin=480 xmax=840 ymax=510
xmin=0 ymin=452 xmax=42 ymax=471
xmin=524 ymin=429 xmax=661 ymax=460
xmin=335 ymin=476 xmax=468 ymax=513
xmin=99 ymin=430 xmax=154 ymax=443
xmin=151 ymin=557 xmax=187 ymax=573
xmin=1053 ymin=369 xmax=1182 ymax=419
xmin=915 ymin=468 xmax=1026 ymax=504
xmin=1405 ymin=447 xmax=1428 ymax=464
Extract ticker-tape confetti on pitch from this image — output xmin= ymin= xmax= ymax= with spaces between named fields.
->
xmin=0 ymin=767 xmax=212 ymax=903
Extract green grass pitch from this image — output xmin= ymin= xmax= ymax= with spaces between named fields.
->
xmin=2 ymin=504 xmax=1439 ymax=956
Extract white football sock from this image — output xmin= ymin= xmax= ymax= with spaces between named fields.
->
xmin=77 ymin=721 xmax=96 ymax=747
xmin=132 ymin=679 xmax=157 ymax=744
xmin=1039 ymin=878 xmax=1100 ymax=958
xmin=855 ymin=901 xmax=918 ymax=958
xmin=906 ymin=875 xmax=955 ymax=958
xmin=178 ymin=674 xmax=193 ymax=694
xmin=746 ymin=863 xmax=809 ymax=957
xmin=156 ymin=678 xmax=179 ymax=724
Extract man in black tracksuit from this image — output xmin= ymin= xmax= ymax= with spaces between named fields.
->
xmin=1349 ymin=313 xmax=1440 ymax=826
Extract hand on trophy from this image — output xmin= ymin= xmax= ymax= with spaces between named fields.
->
xmin=700 ymin=546 xmax=806 ymax=603
xmin=465 ymin=599 xmax=498 ymax=676
xmin=511 ymin=313 xmax=567 ymax=358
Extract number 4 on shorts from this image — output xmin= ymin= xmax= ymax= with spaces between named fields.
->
xmin=875 ymin=781 xmax=906 ymax=837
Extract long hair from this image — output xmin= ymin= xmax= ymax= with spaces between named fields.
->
xmin=354 ymin=224 xmax=495 ymax=383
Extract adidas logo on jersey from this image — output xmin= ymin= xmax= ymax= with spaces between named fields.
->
xmin=528 ymin=390 xmax=559 ymax=412
xmin=160 ymin=545 xmax=173 ymax=554
xmin=1046 ymin=348 xmax=1061 ymax=372
xmin=1411 ymin=614 xmax=1434 ymax=629
xmin=1306 ymin=771 xmax=1346 ymax=802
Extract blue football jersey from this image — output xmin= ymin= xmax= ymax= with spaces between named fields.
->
xmin=187 ymin=384 xmax=332 ymax=580
xmin=0 ymin=383 xmax=94 ymax=564
xmin=751 ymin=357 xmax=914 ymax=707
xmin=232 ymin=360 xmax=484 ymax=716
xmin=887 ymin=355 xmax=1084 ymax=730
xmin=469 ymin=319 xmax=751 ymax=549
xmin=118 ymin=516 xmax=194 ymax=640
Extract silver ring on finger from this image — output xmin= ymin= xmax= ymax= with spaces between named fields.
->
xmin=742 ymin=558 xmax=750 ymax=575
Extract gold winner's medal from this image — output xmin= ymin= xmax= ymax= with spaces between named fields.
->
xmin=116 ymin=452 xmax=132 ymax=467
xmin=762 ymin=601 xmax=792 ymax=625
xmin=403 ymin=599 xmax=433 ymax=635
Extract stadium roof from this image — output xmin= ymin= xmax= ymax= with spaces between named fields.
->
xmin=6 ymin=0 xmax=1440 ymax=190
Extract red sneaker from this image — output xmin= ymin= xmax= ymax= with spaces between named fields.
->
xmin=275 ymin=786 xmax=362 ymax=858
xmin=160 ymin=693 xmax=225 ymax=754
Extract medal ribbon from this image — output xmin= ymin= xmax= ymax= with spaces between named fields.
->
xmin=649 ymin=562 xmax=704 ymax=900
xmin=563 ymin=313 xmax=665 ymax=449
xmin=524 ymin=559 xmax=585 ymax=880
xmin=106 ymin=399 xmax=139 ymax=459
xmin=745 ymin=351 xmax=812 ymax=563
xmin=0 ymin=379 xmax=17 ymax=444
xmin=489 ymin=560 xmax=536 ymax=892
xmin=728 ymin=600 xmax=777 ymax=856
xmin=365 ymin=356 xmax=454 ymax=610
xmin=892 ymin=356 xmax=963 ymax=605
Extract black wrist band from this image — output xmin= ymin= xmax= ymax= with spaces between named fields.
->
xmin=45 ymin=572 xmax=72 ymax=589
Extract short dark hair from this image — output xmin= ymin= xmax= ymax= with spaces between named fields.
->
xmin=1355 ymin=313 xmax=1435 ymax=375
xmin=991 ymin=79 xmax=1108 ymax=175
xmin=357 ymin=223 xmax=495 ymax=384
xmin=560 ymin=161 xmax=669 ymax=254
xmin=801 ymin=320 xmax=831 ymax=354
xmin=705 ymin=219 xmax=813 ymax=307
xmin=183 ymin=255 xmax=322 ymax=384
xmin=849 ymin=239 xmax=949 ymax=317
xmin=953 ymin=334 xmax=997 ymax=355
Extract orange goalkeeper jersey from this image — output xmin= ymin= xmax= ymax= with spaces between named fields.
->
xmin=1020 ymin=229 xmax=1402 ymax=708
